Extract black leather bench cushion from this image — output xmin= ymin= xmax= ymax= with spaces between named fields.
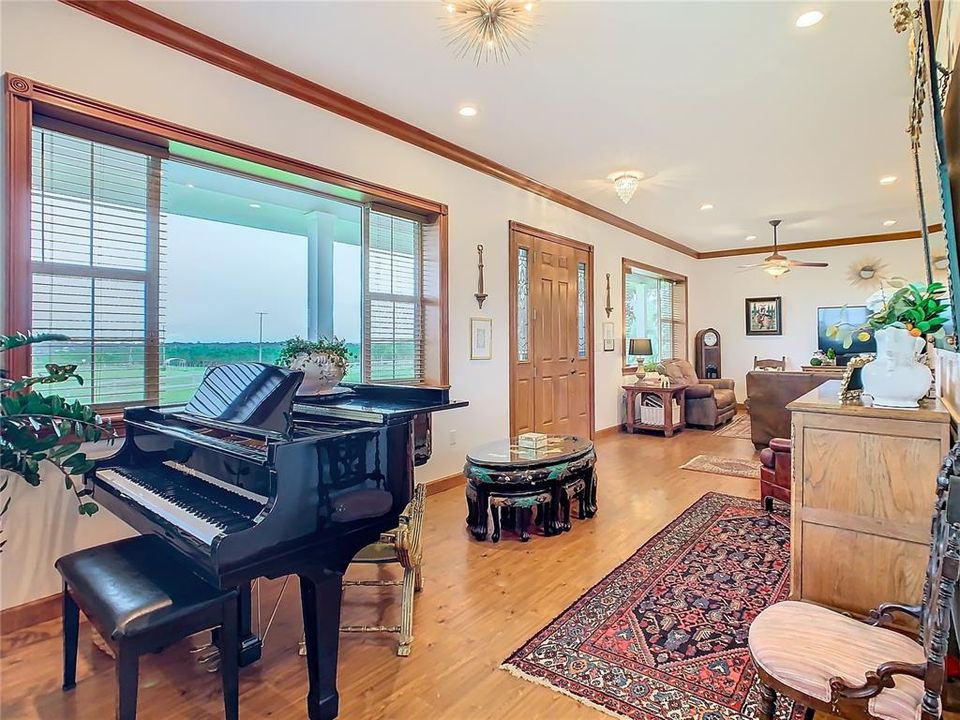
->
xmin=56 ymin=535 xmax=233 ymax=641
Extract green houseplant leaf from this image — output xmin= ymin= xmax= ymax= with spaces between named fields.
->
xmin=1 ymin=332 xmax=115 ymax=532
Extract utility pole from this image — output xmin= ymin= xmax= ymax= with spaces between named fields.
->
xmin=255 ymin=312 xmax=268 ymax=362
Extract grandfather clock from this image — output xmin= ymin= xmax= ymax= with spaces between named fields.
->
xmin=694 ymin=328 xmax=721 ymax=379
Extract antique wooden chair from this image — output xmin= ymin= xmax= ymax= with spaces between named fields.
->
xmin=753 ymin=355 xmax=786 ymax=371
xmin=748 ymin=443 xmax=960 ymax=720
xmin=300 ymin=482 xmax=426 ymax=657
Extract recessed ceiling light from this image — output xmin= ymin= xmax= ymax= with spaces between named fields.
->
xmin=882 ymin=219 xmax=897 ymax=227
xmin=795 ymin=10 xmax=824 ymax=28
xmin=700 ymin=203 xmax=714 ymax=211
xmin=446 ymin=3 xmax=455 ymax=13
xmin=249 ymin=203 xmax=261 ymax=209
xmin=458 ymin=105 xmax=478 ymax=117
xmin=746 ymin=235 xmax=758 ymax=241
xmin=524 ymin=2 xmax=534 ymax=11
xmin=879 ymin=175 xmax=898 ymax=185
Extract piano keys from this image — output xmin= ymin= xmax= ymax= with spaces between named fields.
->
xmin=87 ymin=362 xmax=466 ymax=720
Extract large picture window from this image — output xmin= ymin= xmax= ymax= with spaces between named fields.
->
xmin=622 ymin=259 xmax=688 ymax=370
xmin=28 ymin=120 xmax=431 ymax=410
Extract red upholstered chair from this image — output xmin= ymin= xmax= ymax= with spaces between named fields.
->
xmin=759 ymin=438 xmax=790 ymax=511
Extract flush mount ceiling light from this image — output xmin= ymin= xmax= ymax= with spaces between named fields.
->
xmin=611 ymin=172 xmax=642 ymax=205
xmin=700 ymin=203 xmax=715 ymax=211
xmin=249 ymin=203 xmax=261 ymax=209
xmin=795 ymin=10 xmax=824 ymax=28
xmin=443 ymin=0 xmax=537 ymax=65
xmin=458 ymin=105 xmax=478 ymax=117
xmin=883 ymin=219 xmax=897 ymax=227
xmin=880 ymin=175 xmax=898 ymax=185
xmin=746 ymin=235 xmax=758 ymax=241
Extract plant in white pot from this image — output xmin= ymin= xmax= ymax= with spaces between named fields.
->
xmin=277 ymin=336 xmax=350 ymax=396
xmin=832 ymin=282 xmax=949 ymax=408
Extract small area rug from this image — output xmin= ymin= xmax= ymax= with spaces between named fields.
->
xmin=680 ymin=454 xmax=761 ymax=479
xmin=502 ymin=492 xmax=803 ymax=720
xmin=713 ymin=413 xmax=753 ymax=440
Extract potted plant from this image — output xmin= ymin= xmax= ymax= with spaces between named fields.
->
xmin=1 ymin=332 xmax=115 ymax=541
xmin=839 ymin=282 xmax=949 ymax=407
xmin=277 ymin=336 xmax=350 ymax=396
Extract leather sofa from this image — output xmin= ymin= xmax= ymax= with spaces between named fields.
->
xmin=658 ymin=358 xmax=736 ymax=429
xmin=745 ymin=370 xmax=833 ymax=449
xmin=759 ymin=438 xmax=791 ymax=510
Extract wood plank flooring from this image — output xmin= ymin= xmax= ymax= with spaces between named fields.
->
xmin=0 ymin=425 xmax=937 ymax=719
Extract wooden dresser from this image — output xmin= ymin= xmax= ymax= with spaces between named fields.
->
xmin=787 ymin=380 xmax=950 ymax=621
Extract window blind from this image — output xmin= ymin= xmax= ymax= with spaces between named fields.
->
xmin=363 ymin=208 xmax=423 ymax=383
xmin=30 ymin=123 xmax=165 ymax=408
xmin=657 ymin=278 xmax=687 ymax=360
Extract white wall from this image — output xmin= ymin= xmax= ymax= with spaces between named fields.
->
xmin=689 ymin=238 xmax=930 ymax=400
xmin=0 ymin=1 xmax=699 ymax=609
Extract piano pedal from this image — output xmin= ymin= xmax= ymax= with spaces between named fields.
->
xmin=191 ymin=642 xmax=222 ymax=672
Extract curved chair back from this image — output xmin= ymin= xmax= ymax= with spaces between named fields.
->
xmin=753 ymin=356 xmax=786 ymax=371
xmin=395 ymin=482 xmax=426 ymax=570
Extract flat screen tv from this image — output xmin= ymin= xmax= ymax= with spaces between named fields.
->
xmin=817 ymin=306 xmax=877 ymax=355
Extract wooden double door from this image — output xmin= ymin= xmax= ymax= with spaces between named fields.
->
xmin=509 ymin=222 xmax=594 ymax=439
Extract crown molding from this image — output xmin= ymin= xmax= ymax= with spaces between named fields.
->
xmin=58 ymin=0 xmax=698 ymax=258
xmin=698 ymin=225 xmax=944 ymax=260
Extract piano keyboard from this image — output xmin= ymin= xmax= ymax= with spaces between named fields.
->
xmin=96 ymin=464 xmax=268 ymax=546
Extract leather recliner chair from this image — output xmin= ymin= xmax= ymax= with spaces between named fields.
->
xmin=658 ymin=358 xmax=736 ymax=429
xmin=744 ymin=371 xmax=833 ymax=450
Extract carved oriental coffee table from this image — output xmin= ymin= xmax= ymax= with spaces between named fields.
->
xmin=463 ymin=435 xmax=596 ymax=542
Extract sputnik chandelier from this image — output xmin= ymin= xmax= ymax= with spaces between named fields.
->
xmin=443 ymin=0 xmax=538 ymax=65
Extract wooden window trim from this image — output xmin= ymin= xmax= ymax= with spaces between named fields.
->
xmin=620 ymin=257 xmax=689 ymax=374
xmin=4 ymin=74 xmax=449 ymax=397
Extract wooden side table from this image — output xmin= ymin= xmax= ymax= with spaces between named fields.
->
xmin=623 ymin=383 xmax=687 ymax=437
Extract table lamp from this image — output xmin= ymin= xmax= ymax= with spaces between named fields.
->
xmin=629 ymin=338 xmax=653 ymax=384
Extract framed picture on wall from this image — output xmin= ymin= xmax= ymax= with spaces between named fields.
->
xmin=602 ymin=321 xmax=615 ymax=352
xmin=470 ymin=317 xmax=493 ymax=360
xmin=745 ymin=296 xmax=782 ymax=336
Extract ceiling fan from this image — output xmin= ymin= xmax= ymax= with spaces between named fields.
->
xmin=738 ymin=220 xmax=829 ymax=276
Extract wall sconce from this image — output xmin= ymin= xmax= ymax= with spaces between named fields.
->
xmin=858 ymin=266 xmax=877 ymax=280
xmin=604 ymin=273 xmax=613 ymax=318
xmin=475 ymin=244 xmax=487 ymax=309
xmin=933 ymin=256 xmax=950 ymax=271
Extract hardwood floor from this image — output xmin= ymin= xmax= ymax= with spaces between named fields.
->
xmin=0 ymin=426 xmax=937 ymax=719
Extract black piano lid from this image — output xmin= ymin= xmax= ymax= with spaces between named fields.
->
xmin=183 ymin=363 xmax=304 ymax=435
xmin=294 ymin=382 xmax=467 ymax=424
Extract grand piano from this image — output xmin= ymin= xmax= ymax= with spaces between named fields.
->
xmin=86 ymin=362 xmax=466 ymax=720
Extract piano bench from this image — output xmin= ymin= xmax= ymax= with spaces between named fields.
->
xmin=55 ymin=535 xmax=239 ymax=720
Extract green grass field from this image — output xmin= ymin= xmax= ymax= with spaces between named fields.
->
xmin=30 ymin=340 xmax=416 ymax=406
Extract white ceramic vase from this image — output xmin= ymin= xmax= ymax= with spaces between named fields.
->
xmin=860 ymin=327 xmax=931 ymax=408
xmin=287 ymin=351 xmax=346 ymax=396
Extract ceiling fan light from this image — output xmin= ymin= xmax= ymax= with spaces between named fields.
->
xmin=613 ymin=173 xmax=641 ymax=205
xmin=765 ymin=265 xmax=790 ymax=277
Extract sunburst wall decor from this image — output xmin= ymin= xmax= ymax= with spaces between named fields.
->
xmin=442 ymin=0 xmax=538 ymax=65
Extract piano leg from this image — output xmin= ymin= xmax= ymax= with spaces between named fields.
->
xmin=299 ymin=568 xmax=344 ymax=720
xmin=236 ymin=584 xmax=263 ymax=667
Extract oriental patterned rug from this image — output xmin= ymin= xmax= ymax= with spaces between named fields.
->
xmin=680 ymin=454 xmax=761 ymax=479
xmin=502 ymin=493 xmax=804 ymax=720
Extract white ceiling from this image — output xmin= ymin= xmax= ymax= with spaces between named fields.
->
xmin=139 ymin=0 xmax=942 ymax=252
